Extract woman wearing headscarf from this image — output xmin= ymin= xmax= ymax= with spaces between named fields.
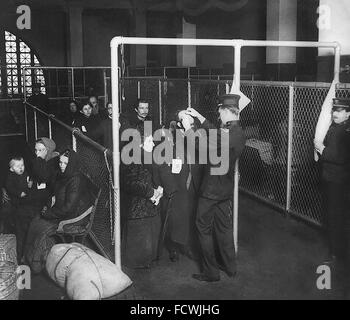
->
xmin=121 ymin=134 xmax=164 ymax=269
xmin=24 ymin=149 xmax=91 ymax=273
xmin=31 ymin=137 xmax=60 ymax=192
xmin=62 ymin=99 xmax=79 ymax=126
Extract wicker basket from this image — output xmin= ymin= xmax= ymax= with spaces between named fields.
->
xmin=0 ymin=234 xmax=17 ymax=264
xmin=0 ymin=261 xmax=19 ymax=300
xmin=0 ymin=235 xmax=19 ymax=300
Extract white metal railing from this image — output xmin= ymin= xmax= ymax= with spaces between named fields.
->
xmin=110 ymin=37 xmax=341 ymax=266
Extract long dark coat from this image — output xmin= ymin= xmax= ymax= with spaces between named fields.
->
xmin=157 ymin=131 xmax=203 ymax=247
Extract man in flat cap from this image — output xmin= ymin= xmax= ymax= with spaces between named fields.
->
xmin=186 ymin=94 xmax=246 ymax=282
xmin=315 ymin=98 xmax=350 ymax=296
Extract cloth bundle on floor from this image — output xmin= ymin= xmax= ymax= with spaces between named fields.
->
xmin=46 ymin=243 xmax=132 ymax=300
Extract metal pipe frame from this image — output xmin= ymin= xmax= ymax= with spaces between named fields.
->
xmin=111 ymin=44 xmax=122 ymax=268
xmin=111 ymin=36 xmax=341 ymax=262
xmin=286 ymin=85 xmax=295 ymax=214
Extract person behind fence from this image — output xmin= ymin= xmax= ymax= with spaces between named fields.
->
xmin=122 ymin=99 xmax=152 ymax=132
xmin=89 ymin=102 xmax=131 ymax=150
xmin=88 ymin=95 xmax=106 ymax=119
xmin=62 ymin=99 xmax=79 ymax=126
xmin=24 ymin=148 xmax=91 ymax=273
xmin=89 ymin=101 xmax=113 ymax=149
xmin=185 ymin=94 xmax=246 ymax=282
xmin=121 ymin=134 xmax=163 ymax=269
xmin=315 ymin=98 xmax=350 ymax=294
xmin=161 ymin=110 xmax=203 ymax=262
xmin=27 ymin=82 xmax=50 ymax=114
xmin=74 ymin=103 xmax=100 ymax=134
xmin=32 ymin=137 xmax=60 ymax=188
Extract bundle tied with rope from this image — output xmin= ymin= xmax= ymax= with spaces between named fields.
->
xmin=46 ymin=242 xmax=132 ymax=300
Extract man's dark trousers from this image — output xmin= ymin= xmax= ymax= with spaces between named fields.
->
xmin=196 ymin=197 xmax=236 ymax=278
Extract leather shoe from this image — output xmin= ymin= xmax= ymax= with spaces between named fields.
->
xmin=169 ymin=249 xmax=179 ymax=262
xmin=192 ymin=273 xmax=220 ymax=282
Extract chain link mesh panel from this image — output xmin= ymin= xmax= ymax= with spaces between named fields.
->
xmin=75 ymin=138 xmax=115 ymax=260
xmin=239 ymin=84 xmax=289 ymax=208
xmin=290 ymin=86 xmax=328 ymax=225
xmin=163 ymin=79 xmax=189 ymax=125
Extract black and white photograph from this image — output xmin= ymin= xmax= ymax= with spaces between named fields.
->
xmin=0 ymin=0 xmax=349 ymax=305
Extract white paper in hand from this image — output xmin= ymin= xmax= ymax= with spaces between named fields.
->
xmin=172 ymin=158 xmax=182 ymax=174
xmin=37 ymin=182 xmax=46 ymax=190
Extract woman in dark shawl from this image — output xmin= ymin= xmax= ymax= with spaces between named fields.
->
xmin=24 ymin=148 xmax=91 ymax=273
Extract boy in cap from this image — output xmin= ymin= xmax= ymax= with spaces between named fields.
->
xmin=315 ymin=98 xmax=350 ymax=295
xmin=186 ymin=94 xmax=246 ymax=282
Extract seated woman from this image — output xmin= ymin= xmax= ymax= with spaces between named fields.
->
xmin=31 ymin=137 xmax=60 ymax=191
xmin=121 ymin=134 xmax=163 ymax=269
xmin=24 ymin=148 xmax=91 ymax=273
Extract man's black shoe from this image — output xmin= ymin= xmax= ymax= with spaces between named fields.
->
xmin=192 ymin=273 xmax=220 ymax=282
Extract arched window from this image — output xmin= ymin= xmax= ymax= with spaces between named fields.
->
xmin=2 ymin=30 xmax=46 ymax=97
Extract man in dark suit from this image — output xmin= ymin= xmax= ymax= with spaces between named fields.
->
xmin=315 ymin=98 xmax=350 ymax=295
xmin=186 ymin=94 xmax=246 ymax=282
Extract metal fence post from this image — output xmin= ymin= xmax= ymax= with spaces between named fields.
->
xmin=187 ymin=79 xmax=191 ymax=108
xmin=34 ymin=110 xmax=38 ymax=140
xmin=103 ymin=68 xmax=108 ymax=106
xmin=137 ymin=80 xmax=141 ymax=99
xmin=233 ymin=41 xmax=242 ymax=256
xmin=286 ymin=85 xmax=294 ymax=215
xmin=71 ymin=67 xmax=75 ymax=99
xmin=23 ymin=67 xmax=29 ymax=142
xmin=225 ymin=82 xmax=230 ymax=94
xmin=48 ymin=118 xmax=52 ymax=140
xmin=158 ymin=79 xmax=162 ymax=126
